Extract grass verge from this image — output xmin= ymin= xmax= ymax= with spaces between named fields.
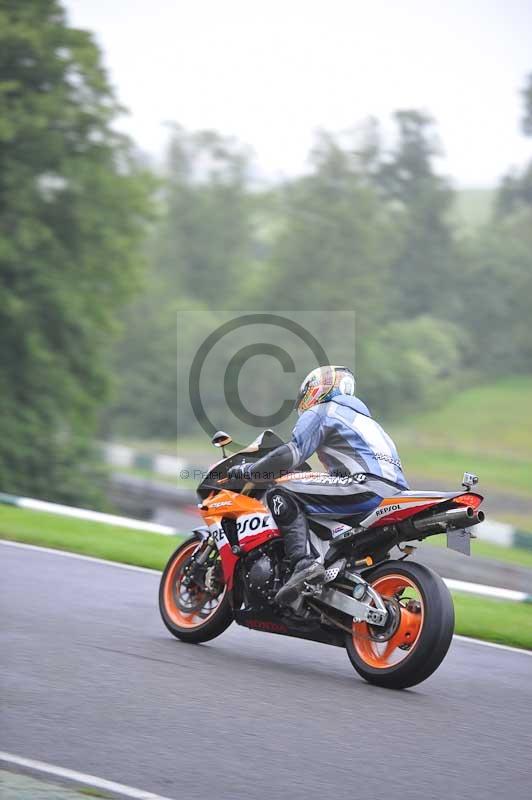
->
xmin=390 ymin=376 xmax=532 ymax=497
xmin=396 ymin=444 xmax=532 ymax=497
xmin=0 ymin=506 xmax=182 ymax=570
xmin=453 ymin=593 xmax=531 ymax=650
xmin=1 ymin=506 xmax=530 ymax=650
xmin=423 ymin=533 xmax=532 ymax=569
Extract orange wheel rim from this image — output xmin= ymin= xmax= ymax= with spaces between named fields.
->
xmin=352 ymin=574 xmax=424 ymax=669
xmin=163 ymin=542 xmax=226 ymax=629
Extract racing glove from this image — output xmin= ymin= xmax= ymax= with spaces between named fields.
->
xmin=227 ymin=462 xmax=256 ymax=481
xmin=226 ymin=444 xmax=295 ymax=482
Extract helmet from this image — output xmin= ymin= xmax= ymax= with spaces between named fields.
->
xmin=295 ymin=365 xmax=356 ymax=415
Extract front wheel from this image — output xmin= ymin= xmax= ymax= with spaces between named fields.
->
xmin=159 ymin=536 xmax=233 ymax=643
xmin=345 ymin=560 xmax=454 ymax=689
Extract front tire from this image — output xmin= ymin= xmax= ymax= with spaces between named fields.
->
xmin=345 ymin=560 xmax=454 ymax=689
xmin=159 ymin=536 xmax=233 ymax=643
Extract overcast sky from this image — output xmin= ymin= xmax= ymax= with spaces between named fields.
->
xmin=65 ymin=0 xmax=531 ymax=187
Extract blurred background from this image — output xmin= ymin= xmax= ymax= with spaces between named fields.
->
xmin=1 ymin=0 xmax=531 ymax=574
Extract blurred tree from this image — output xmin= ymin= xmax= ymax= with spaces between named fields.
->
xmin=360 ymin=316 xmax=464 ymax=418
xmin=256 ymin=122 xmax=464 ymax=418
xmin=156 ymin=125 xmax=252 ymax=306
xmin=108 ymin=102 xmax=532 ymax=442
xmin=455 ymin=218 xmax=532 ymax=376
xmin=522 ymin=72 xmax=532 ymax=137
xmin=497 ymin=73 xmax=532 ymax=216
xmin=0 ymin=0 xmax=153 ymax=504
xmin=476 ymin=72 xmax=532 ymax=375
xmin=376 ymin=111 xmax=457 ymax=317
xmin=264 ymin=130 xmax=398 ymax=328
xmin=107 ymin=127 xmax=253 ymax=438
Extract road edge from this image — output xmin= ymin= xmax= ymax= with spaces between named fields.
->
xmin=0 ymin=750 xmax=175 ymax=800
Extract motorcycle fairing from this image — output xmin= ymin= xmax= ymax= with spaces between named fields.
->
xmin=362 ymin=490 xmax=473 ymax=528
xmin=201 ymin=489 xmax=280 ymax=589
xmin=233 ymin=608 xmax=345 ymax=648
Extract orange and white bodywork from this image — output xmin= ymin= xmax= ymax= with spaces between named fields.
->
xmin=361 ymin=494 xmax=450 ymax=528
xmin=199 ymin=491 xmax=280 ymax=589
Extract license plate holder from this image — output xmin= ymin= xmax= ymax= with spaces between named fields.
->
xmin=447 ymin=528 xmax=472 ymax=556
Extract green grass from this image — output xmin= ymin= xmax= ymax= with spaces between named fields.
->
xmin=392 ymin=376 xmax=532 ymax=456
xmin=1 ymin=506 xmax=530 ymax=650
xmin=470 ymin=539 xmax=532 ymax=568
xmin=397 ymin=444 xmax=532 ymax=497
xmin=0 ymin=506 xmax=182 ymax=570
xmin=453 ymin=593 xmax=532 ymax=650
xmin=391 ymin=376 xmax=532 ymax=497
xmin=423 ymin=534 xmax=532 ymax=569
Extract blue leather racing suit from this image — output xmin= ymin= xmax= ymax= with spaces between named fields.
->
xmin=243 ymin=395 xmax=408 ymax=570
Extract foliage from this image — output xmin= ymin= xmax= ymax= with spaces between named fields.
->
xmin=376 ymin=111 xmax=457 ymax=318
xmin=390 ymin=376 xmax=532 ymax=496
xmin=361 ymin=316 xmax=463 ymax=417
xmin=2 ymin=3 xmax=531 ymax=501
xmin=449 ymin=188 xmax=494 ymax=231
xmin=0 ymin=0 xmax=153 ymax=504
xmin=111 ymin=111 xmax=468 ymax=436
xmin=522 ymin=72 xmax=532 ymax=136
xmin=153 ymin=125 xmax=253 ymax=307
xmin=496 ymin=72 xmax=532 ymax=216
xmin=454 ymin=220 xmax=532 ymax=376
xmin=106 ymin=127 xmax=254 ymax=439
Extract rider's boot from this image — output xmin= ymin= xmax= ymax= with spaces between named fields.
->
xmin=274 ymin=557 xmax=325 ymax=605
xmin=267 ymin=488 xmax=325 ymax=606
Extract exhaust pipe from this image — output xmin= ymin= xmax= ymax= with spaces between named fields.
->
xmin=413 ymin=506 xmax=485 ymax=533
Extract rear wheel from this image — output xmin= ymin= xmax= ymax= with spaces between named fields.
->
xmin=345 ymin=560 xmax=454 ymax=689
xmin=159 ymin=536 xmax=233 ymax=643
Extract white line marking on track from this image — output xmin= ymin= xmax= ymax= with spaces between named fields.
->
xmin=0 ymin=751 xmax=175 ymax=800
xmin=453 ymin=634 xmax=532 ymax=657
xmin=2 ymin=539 xmax=531 ymax=657
xmin=0 ymin=538 xmax=160 ymax=575
xmin=444 ymin=576 xmax=528 ymax=602
xmin=16 ymin=495 xmax=177 ymax=535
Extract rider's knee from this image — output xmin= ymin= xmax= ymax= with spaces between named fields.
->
xmin=266 ymin=487 xmax=301 ymax=525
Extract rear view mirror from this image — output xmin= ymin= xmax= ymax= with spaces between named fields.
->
xmin=212 ymin=431 xmax=232 ymax=448
xmin=212 ymin=430 xmax=232 ymax=458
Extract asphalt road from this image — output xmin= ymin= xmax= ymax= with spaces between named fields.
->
xmin=2 ymin=542 xmax=531 ymax=800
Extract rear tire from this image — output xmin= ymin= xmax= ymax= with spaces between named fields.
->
xmin=345 ymin=560 xmax=454 ymax=689
xmin=159 ymin=536 xmax=233 ymax=643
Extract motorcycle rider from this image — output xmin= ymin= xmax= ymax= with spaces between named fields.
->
xmin=227 ymin=365 xmax=408 ymax=605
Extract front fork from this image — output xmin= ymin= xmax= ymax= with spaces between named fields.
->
xmin=182 ymin=536 xmax=216 ymax=589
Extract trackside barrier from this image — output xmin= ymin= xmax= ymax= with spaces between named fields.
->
xmin=0 ymin=492 xmax=177 ymax=536
xmin=443 ymin=577 xmax=531 ymax=603
xmin=1 ymin=492 xmax=531 ymax=603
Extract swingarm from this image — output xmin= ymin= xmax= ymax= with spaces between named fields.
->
xmin=304 ymin=568 xmax=389 ymax=627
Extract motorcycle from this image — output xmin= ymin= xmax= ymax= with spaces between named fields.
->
xmin=159 ymin=429 xmax=485 ymax=689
